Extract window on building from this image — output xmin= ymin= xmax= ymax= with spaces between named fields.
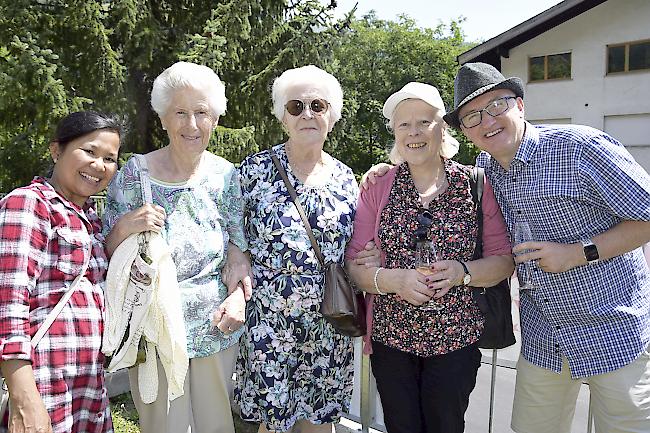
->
xmin=608 ymin=40 xmax=650 ymax=73
xmin=529 ymin=53 xmax=571 ymax=82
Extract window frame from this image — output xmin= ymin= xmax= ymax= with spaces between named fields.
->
xmin=606 ymin=39 xmax=650 ymax=75
xmin=528 ymin=52 xmax=572 ymax=83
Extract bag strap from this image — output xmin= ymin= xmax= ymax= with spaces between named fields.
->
xmin=134 ymin=154 xmax=153 ymax=205
xmin=469 ymin=166 xmax=485 ymax=260
xmin=270 ymin=152 xmax=326 ymax=267
xmin=31 ymin=242 xmax=91 ymax=348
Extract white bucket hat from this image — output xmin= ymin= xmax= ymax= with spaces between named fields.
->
xmin=383 ymin=82 xmax=459 ymax=159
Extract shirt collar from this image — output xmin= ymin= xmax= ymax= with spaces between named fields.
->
xmin=512 ymin=122 xmax=539 ymax=165
xmin=32 ymin=176 xmax=92 ymax=224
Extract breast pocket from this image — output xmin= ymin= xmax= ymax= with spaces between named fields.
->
xmin=55 ymin=227 xmax=90 ymax=277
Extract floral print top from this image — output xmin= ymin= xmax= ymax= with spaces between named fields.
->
xmin=102 ymin=153 xmax=247 ymax=358
xmin=373 ymin=159 xmax=484 ymax=357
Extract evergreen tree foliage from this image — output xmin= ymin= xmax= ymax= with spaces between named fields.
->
xmin=0 ymin=1 xmax=474 ymax=190
xmin=327 ymin=13 xmax=478 ymax=174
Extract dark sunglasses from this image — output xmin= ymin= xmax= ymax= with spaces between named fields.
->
xmin=413 ymin=209 xmax=434 ymax=245
xmin=285 ymin=98 xmax=330 ymax=116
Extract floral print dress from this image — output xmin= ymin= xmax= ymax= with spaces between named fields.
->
xmin=234 ymin=144 xmax=358 ymax=431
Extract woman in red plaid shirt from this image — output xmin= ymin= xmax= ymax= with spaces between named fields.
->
xmin=0 ymin=111 xmax=122 ymax=433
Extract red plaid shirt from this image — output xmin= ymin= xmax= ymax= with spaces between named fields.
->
xmin=0 ymin=178 xmax=112 ymax=433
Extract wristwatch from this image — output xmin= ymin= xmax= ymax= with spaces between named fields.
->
xmin=457 ymin=261 xmax=472 ymax=285
xmin=581 ymin=239 xmax=599 ymax=263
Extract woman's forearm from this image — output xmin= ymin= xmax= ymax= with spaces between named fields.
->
xmin=466 ymin=255 xmax=514 ymax=287
xmin=1 ymin=360 xmax=41 ymax=407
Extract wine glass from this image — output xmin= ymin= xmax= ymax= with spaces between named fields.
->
xmin=415 ymin=240 xmax=444 ymax=311
xmin=513 ymin=220 xmax=536 ymax=291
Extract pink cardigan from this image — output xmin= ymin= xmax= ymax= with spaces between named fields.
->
xmin=345 ymin=165 xmax=512 ymax=354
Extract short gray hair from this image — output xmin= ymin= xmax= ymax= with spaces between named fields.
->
xmin=272 ymin=65 xmax=343 ymax=127
xmin=151 ymin=62 xmax=227 ymax=118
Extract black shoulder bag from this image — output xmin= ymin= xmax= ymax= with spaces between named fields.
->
xmin=270 ymin=153 xmax=366 ymax=337
xmin=470 ymin=167 xmax=516 ymax=349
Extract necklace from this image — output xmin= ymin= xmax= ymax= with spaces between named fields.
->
xmin=285 ymin=144 xmax=327 ymax=177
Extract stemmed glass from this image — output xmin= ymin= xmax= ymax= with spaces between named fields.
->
xmin=513 ymin=220 xmax=536 ymax=291
xmin=415 ymin=240 xmax=443 ymax=311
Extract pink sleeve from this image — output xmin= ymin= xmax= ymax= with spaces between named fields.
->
xmin=345 ymin=183 xmax=381 ymax=260
xmin=480 ymin=176 xmax=512 ymax=257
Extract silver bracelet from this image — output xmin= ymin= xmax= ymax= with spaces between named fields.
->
xmin=373 ymin=267 xmax=386 ymax=295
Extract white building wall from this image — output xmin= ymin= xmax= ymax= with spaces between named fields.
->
xmin=500 ymin=0 xmax=650 ymax=170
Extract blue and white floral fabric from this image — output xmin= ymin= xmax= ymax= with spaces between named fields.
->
xmin=234 ymin=144 xmax=358 ymax=431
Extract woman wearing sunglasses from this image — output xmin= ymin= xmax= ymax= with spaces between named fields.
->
xmin=234 ymin=65 xmax=362 ymax=433
xmin=344 ymin=82 xmax=514 ymax=433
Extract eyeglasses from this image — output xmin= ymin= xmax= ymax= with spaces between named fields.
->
xmin=459 ymin=96 xmax=517 ymax=128
xmin=285 ymin=98 xmax=330 ymax=117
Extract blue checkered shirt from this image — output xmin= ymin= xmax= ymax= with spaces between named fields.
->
xmin=477 ymin=123 xmax=650 ymax=378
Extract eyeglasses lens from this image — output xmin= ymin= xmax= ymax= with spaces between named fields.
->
xmin=285 ymin=99 xmax=329 ymax=116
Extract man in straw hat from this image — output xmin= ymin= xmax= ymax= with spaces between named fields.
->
xmin=442 ymin=62 xmax=650 ymax=433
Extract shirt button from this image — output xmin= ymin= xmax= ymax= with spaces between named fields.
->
xmin=556 ymin=326 xmax=561 ymax=330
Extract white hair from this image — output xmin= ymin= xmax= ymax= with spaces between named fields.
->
xmin=388 ymin=107 xmax=460 ymax=163
xmin=272 ymin=65 xmax=343 ymax=126
xmin=151 ymin=62 xmax=227 ymax=118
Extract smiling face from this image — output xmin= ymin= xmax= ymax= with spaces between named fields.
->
xmin=281 ymin=83 xmax=332 ymax=148
xmin=459 ymin=88 xmax=525 ymax=167
xmin=393 ymin=99 xmax=444 ymax=168
xmin=160 ymin=87 xmax=219 ymax=154
xmin=49 ymin=129 xmax=120 ymax=206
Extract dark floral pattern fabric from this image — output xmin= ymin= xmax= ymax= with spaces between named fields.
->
xmin=234 ymin=144 xmax=358 ymax=431
xmin=373 ymin=159 xmax=484 ymax=357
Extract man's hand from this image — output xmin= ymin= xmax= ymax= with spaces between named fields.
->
xmin=360 ymin=163 xmax=393 ymax=190
xmin=513 ymin=241 xmax=584 ymax=273
xmin=222 ymin=244 xmax=254 ymax=300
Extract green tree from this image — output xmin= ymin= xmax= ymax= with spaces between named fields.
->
xmin=0 ymin=0 xmax=346 ymax=190
xmin=327 ymin=14 xmax=478 ymax=174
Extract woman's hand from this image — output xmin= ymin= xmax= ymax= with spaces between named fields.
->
xmin=389 ymin=269 xmax=435 ymax=306
xmin=1 ymin=361 xmax=52 ymax=433
xmin=8 ymin=395 xmax=53 ymax=433
xmin=353 ymin=241 xmax=381 ymax=268
xmin=211 ymin=289 xmax=246 ymax=334
xmin=119 ymin=204 xmax=166 ymax=235
xmin=221 ymin=244 xmax=254 ymax=301
xmin=360 ymin=163 xmax=393 ymax=190
xmin=105 ymin=204 xmax=166 ymax=257
xmin=426 ymin=260 xmax=465 ymax=298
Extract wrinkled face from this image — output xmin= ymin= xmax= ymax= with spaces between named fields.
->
xmin=49 ymin=130 xmax=120 ymax=206
xmin=459 ymin=88 xmax=525 ymax=166
xmin=393 ymin=99 xmax=444 ymax=168
xmin=160 ymin=87 xmax=218 ymax=153
xmin=281 ymin=84 xmax=332 ymax=147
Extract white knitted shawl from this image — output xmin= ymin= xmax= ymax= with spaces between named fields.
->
xmin=103 ymin=232 xmax=188 ymax=403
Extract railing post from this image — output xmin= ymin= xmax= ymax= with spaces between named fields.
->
xmin=488 ymin=349 xmax=498 ymax=433
xmin=360 ymin=353 xmax=371 ymax=433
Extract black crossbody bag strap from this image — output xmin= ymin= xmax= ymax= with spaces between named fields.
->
xmin=470 ymin=166 xmax=485 ymax=260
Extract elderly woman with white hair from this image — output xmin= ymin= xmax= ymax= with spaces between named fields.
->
xmin=102 ymin=61 xmax=250 ymax=433
xmin=344 ymin=82 xmax=514 ymax=433
xmin=234 ymin=65 xmax=360 ymax=433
